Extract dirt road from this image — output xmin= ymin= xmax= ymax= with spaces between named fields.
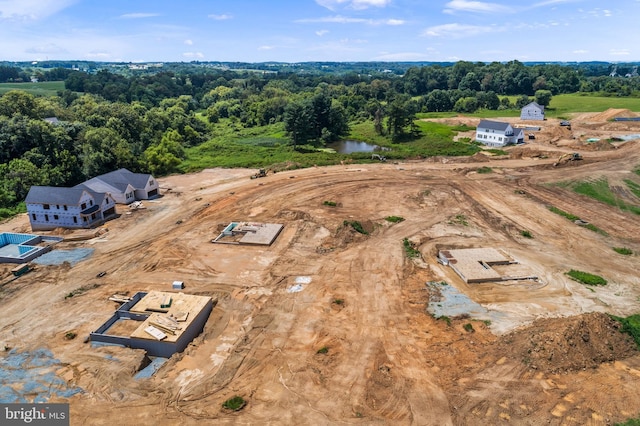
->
xmin=1 ymin=113 xmax=640 ymax=425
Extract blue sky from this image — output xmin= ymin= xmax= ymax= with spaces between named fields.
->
xmin=0 ymin=0 xmax=639 ymax=63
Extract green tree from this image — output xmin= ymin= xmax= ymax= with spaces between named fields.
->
xmin=534 ymin=89 xmax=553 ymax=107
xmin=143 ymin=129 xmax=185 ymax=175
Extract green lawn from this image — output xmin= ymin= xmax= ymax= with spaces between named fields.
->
xmin=0 ymin=81 xmax=65 ymax=96
xmin=548 ymin=94 xmax=640 ymax=117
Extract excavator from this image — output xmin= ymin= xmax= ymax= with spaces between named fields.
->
xmin=553 ymin=152 xmax=582 ymax=166
xmin=250 ymin=169 xmax=267 ymax=179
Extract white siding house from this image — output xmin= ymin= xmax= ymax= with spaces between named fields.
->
xmin=475 ymin=120 xmax=524 ymax=147
xmin=80 ymin=169 xmax=159 ymax=204
xmin=25 ymin=187 xmax=116 ymax=231
xmin=520 ymin=102 xmax=545 ymax=120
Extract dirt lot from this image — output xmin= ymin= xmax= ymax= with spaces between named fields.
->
xmin=2 ymin=111 xmax=640 ymax=425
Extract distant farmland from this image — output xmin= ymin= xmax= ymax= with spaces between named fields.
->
xmin=0 ymin=81 xmax=65 ymax=96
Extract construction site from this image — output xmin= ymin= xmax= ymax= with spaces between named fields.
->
xmin=1 ymin=111 xmax=640 ymax=425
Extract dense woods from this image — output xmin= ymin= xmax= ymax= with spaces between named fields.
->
xmin=1 ymin=60 xmax=639 ymax=218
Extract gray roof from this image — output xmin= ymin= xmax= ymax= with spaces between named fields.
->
xmin=523 ymin=101 xmax=544 ymax=112
xmin=25 ymin=186 xmax=91 ymax=205
xmin=477 ymin=120 xmax=510 ymax=131
xmin=91 ymin=168 xmax=152 ymax=191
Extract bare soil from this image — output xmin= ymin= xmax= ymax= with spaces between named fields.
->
xmin=2 ymin=113 xmax=640 ymax=425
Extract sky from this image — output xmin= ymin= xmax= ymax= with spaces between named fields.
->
xmin=1 ymin=0 xmax=639 ymax=63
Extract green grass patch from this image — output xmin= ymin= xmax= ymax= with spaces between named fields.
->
xmin=222 ymin=396 xmax=247 ymax=411
xmin=436 ymin=315 xmax=451 ymax=326
xmin=624 ymin=179 xmax=640 ymax=199
xmin=332 ymin=298 xmax=344 ymax=305
xmin=385 ymin=216 xmax=405 ymax=223
xmin=316 ymin=346 xmax=329 ymax=354
xmin=548 ymin=94 xmax=640 ymax=117
xmin=402 ymin=238 xmax=421 ymax=258
xmin=476 ymin=166 xmax=493 ymax=174
xmin=520 ymin=230 xmax=533 ymax=239
xmin=566 ymin=269 xmax=607 ymax=286
xmin=323 ymin=200 xmax=337 ymax=207
xmin=613 ymin=247 xmax=633 ymax=255
xmin=566 ymin=178 xmax=640 ymax=216
xmin=547 ymin=205 xmax=608 ymax=235
xmin=463 ymin=323 xmax=475 ymax=333
xmin=0 ymin=81 xmax=66 ymax=96
xmin=610 ymin=314 xmax=640 ymax=349
xmin=450 ymin=214 xmax=469 ymax=226
xmin=343 ymin=220 xmax=368 ymax=235
xmin=615 ymin=418 xmax=640 ymax=426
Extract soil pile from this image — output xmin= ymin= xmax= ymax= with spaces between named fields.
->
xmin=590 ymin=108 xmax=640 ymax=122
xmin=498 ymin=312 xmax=637 ymax=373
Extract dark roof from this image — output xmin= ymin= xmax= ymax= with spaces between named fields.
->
xmin=92 ymin=168 xmax=152 ymax=191
xmin=25 ymin=186 xmax=89 ymax=205
xmin=80 ymin=204 xmax=101 ymax=215
xmin=477 ymin=120 xmax=511 ymax=132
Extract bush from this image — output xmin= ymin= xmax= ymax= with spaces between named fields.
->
xmin=316 ymin=346 xmax=329 ymax=354
xmin=463 ymin=323 xmax=475 ymax=332
xmin=610 ymin=314 xmax=640 ymax=349
xmin=613 ymin=247 xmax=633 ymax=255
xmin=520 ymin=230 xmax=533 ymax=238
xmin=343 ymin=220 xmax=368 ymax=234
xmin=385 ymin=216 xmax=405 ymax=223
xmin=222 ymin=396 xmax=247 ymax=411
xmin=476 ymin=166 xmax=493 ymax=174
xmin=323 ymin=200 xmax=337 ymax=207
xmin=402 ymin=238 xmax=421 ymax=258
xmin=566 ymin=269 xmax=607 ymax=286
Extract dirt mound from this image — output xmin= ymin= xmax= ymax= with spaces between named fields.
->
xmin=584 ymin=139 xmax=615 ymax=151
xmin=509 ymin=147 xmax=555 ymax=159
xmin=590 ymin=108 xmax=640 ymax=122
xmin=498 ymin=312 xmax=637 ymax=373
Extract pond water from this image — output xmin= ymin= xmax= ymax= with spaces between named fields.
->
xmin=327 ymin=140 xmax=385 ymax=154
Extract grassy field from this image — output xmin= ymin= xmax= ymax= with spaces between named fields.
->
xmin=0 ymin=81 xmax=65 ymax=96
xmin=181 ymin=118 xmax=480 ymax=171
xmin=548 ymin=94 xmax=640 ymax=117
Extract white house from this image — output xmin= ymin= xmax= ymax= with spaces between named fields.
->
xmin=78 ymin=169 xmax=159 ymax=205
xmin=520 ymin=102 xmax=545 ymax=120
xmin=25 ymin=187 xmax=116 ymax=231
xmin=475 ymin=120 xmax=524 ymax=147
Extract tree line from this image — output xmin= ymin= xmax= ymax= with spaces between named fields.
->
xmin=1 ymin=60 xmax=639 ymax=218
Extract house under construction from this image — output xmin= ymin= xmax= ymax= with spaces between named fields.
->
xmin=438 ymin=248 xmax=537 ymax=284
xmin=90 ymin=291 xmax=215 ymax=358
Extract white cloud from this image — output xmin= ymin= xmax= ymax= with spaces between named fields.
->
xmin=182 ymin=51 xmax=204 ymax=58
xmin=610 ymin=49 xmax=630 ymax=56
xmin=184 ymin=39 xmax=193 ymax=45
xmin=315 ymin=30 xmax=329 ymax=36
xmin=296 ymin=15 xmax=403 ymax=25
xmin=120 ymin=13 xmax=160 ymax=19
xmin=422 ymin=23 xmax=501 ymax=38
xmin=0 ymin=0 xmax=78 ymax=21
xmin=315 ymin=0 xmax=391 ymax=11
xmin=573 ymin=49 xmax=588 ymax=54
xmin=208 ymin=14 xmax=232 ymax=20
xmin=258 ymin=45 xmax=275 ymax=50
xmin=444 ymin=0 xmax=514 ymax=14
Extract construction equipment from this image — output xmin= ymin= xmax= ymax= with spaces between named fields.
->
xmin=250 ymin=169 xmax=267 ymax=179
xmin=553 ymin=152 xmax=582 ymax=166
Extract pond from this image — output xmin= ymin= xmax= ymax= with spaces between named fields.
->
xmin=326 ymin=140 xmax=386 ymax=154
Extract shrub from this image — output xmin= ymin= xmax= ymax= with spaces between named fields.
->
xmin=613 ymin=247 xmax=633 ymax=255
xmin=222 ymin=396 xmax=247 ymax=411
xmin=385 ymin=216 xmax=405 ymax=223
xmin=343 ymin=220 xmax=368 ymax=235
xmin=402 ymin=238 xmax=421 ymax=258
xmin=566 ymin=269 xmax=607 ymax=286
xmin=463 ymin=323 xmax=475 ymax=332
xmin=316 ymin=346 xmax=329 ymax=354
xmin=437 ymin=316 xmax=451 ymax=326
xmin=323 ymin=200 xmax=337 ymax=207
xmin=476 ymin=166 xmax=493 ymax=174
xmin=332 ymin=298 xmax=344 ymax=305
xmin=520 ymin=230 xmax=533 ymax=238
